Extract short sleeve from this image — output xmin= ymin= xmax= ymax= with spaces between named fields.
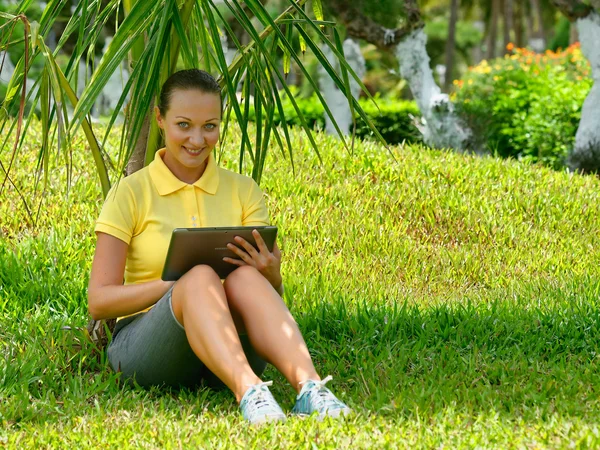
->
xmin=95 ymin=181 xmax=137 ymax=244
xmin=242 ymin=179 xmax=269 ymax=226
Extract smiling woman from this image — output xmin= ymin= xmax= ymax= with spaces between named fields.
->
xmin=86 ymin=69 xmax=351 ymax=425
xmin=155 ymin=72 xmax=222 ymax=184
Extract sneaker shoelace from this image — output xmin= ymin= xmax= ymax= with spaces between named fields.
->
xmin=242 ymin=381 xmax=280 ymax=418
xmin=299 ymin=375 xmax=346 ymax=411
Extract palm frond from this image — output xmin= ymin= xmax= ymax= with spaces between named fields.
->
xmin=1 ymin=0 xmax=386 ymax=211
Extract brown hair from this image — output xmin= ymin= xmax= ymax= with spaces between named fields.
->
xmin=158 ymin=69 xmax=222 ymax=116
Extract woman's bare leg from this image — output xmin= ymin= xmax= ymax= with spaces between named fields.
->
xmin=224 ymin=265 xmax=320 ymax=393
xmin=170 ymin=265 xmax=261 ymax=402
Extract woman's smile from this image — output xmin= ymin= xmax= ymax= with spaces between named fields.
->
xmin=182 ymin=145 xmax=206 ymax=156
xmin=155 ymin=89 xmax=222 ymax=184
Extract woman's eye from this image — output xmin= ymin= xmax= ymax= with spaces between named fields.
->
xmin=205 ymin=123 xmax=217 ymax=130
xmin=177 ymin=122 xmax=189 ymax=129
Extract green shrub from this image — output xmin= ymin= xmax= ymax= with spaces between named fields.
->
xmin=453 ymin=44 xmax=592 ymax=169
xmin=354 ymin=95 xmax=422 ymax=145
xmin=244 ymin=88 xmax=422 ymax=145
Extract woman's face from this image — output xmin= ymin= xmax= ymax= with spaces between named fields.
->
xmin=155 ymin=89 xmax=221 ymax=184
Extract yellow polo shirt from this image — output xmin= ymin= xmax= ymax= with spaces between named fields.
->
xmin=95 ymin=148 xmax=269 ymax=285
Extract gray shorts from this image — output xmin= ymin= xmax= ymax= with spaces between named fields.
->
xmin=107 ymin=288 xmax=267 ymax=388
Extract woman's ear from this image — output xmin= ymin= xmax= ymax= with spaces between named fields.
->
xmin=154 ymin=106 xmax=164 ymax=128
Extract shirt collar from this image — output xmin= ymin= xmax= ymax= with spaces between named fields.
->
xmin=149 ymin=148 xmax=219 ymax=196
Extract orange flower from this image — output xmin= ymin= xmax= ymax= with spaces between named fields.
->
xmin=506 ymin=42 xmax=515 ymax=51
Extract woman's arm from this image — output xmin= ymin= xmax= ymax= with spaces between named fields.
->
xmin=88 ymin=232 xmax=174 ymax=320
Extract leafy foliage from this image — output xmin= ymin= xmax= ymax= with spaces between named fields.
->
xmin=246 ymin=88 xmax=422 ymax=145
xmin=452 ymin=43 xmax=593 ymax=169
xmin=0 ymin=0 xmax=381 ymax=204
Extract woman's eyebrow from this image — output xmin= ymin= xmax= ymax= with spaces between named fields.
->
xmin=174 ymin=116 xmax=220 ymax=122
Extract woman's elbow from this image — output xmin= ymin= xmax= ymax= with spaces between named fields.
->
xmin=87 ymin=289 xmax=105 ymax=320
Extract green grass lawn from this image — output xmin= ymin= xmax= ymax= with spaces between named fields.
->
xmin=2 ymin=127 xmax=600 ymax=448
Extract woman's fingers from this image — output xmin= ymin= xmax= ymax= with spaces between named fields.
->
xmin=226 ymin=241 xmax=255 ymax=264
xmin=233 ymin=236 xmax=260 ymax=258
xmin=252 ymin=229 xmax=270 ymax=254
xmin=273 ymin=241 xmax=281 ymax=261
xmin=224 ymin=232 xmax=278 ymax=272
xmin=222 ymin=256 xmax=247 ymax=266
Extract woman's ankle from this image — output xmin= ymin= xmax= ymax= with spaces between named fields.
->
xmin=234 ymin=375 xmax=264 ymax=403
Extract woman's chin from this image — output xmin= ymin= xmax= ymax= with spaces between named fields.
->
xmin=181 ymin=154 xmax=209 ymax=172
xmin=180 ymin=148 xmax=208 ymax=165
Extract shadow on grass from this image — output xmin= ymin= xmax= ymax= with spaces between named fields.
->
xmin=2 ymin=283 xmax=600 ymax=427
xmin=290 ymin=288 xmax=600 ymax=421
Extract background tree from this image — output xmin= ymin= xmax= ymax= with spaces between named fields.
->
xmin=503 ymin=0 xmax=514 ymax=53
xmin=443 ymin=0 xmax=459 ymax=91
xmin=551 ymin=0 xmax=600 ymax=172
xmin=486 ymin=0 xmax=501 ymax=58
xmin=0 ymin=0 xmax=381 ymax=219
xmin=324 ymin=0 xmax=472 ymax=151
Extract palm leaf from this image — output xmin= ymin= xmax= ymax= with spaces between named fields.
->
xmin=2 ymin=0 xmax=387 ymax=209
xmin=242 ymin=0 xmax=348 ymax=150
xmin=71 ymin=0 xmax=160 ymax=129
xmin=312 ymin=0 xmax=324 ymax=22
xmin=215 ymin=0 xmax=326 ymax=166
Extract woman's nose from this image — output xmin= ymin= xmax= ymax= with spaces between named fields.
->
xmin=188 ymin=132 xmax=205 ymax=147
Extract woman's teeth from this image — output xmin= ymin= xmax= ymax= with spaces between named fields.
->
xmin=184 ymin=146 xmax=202 ymax=155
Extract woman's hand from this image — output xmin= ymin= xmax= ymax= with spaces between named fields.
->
xmin=223 ymin=229 xmax=282 ymax=290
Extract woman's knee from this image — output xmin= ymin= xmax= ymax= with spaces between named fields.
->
xmin=223 ymin=265 xmax=275 ymax=311
xmin=225 ymin=265 xmax=263 ymax=288
xmin=171 ymin=265 xmax=222 ymax=317
xmin=178 ymin=265 xmax=220 ymax=292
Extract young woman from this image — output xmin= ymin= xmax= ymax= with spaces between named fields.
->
xmin=88 ymin=69 xmax=350 ymax=424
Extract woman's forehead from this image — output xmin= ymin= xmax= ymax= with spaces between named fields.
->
xmin=167 ymin=89 xmax=221 ymax=118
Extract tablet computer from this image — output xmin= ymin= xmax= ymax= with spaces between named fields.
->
xmin=161 ymin=226 xmax=278 ymax=280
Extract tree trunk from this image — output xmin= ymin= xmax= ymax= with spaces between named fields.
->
xmin=318 ymin=39 xmax=365 ymax=135
xmin=503 ymin=0 xmax=513 ymax=53
xmin=513 ymin=0 xmax=525 ymax=48
xmin=126 ymin=112 xmax=150 ymax=175
xmin=526 ymin=0 xmax=534 ymax=44
xmin=324 ymin=0 xmax=472 ymax=151
xmin=551 ymin=0 xmax=593 ymax=21
xmin=486 ymin=0 xmax=501 ymax=59
xmin=395 ymin=29 xmax=472 ymax=151
xmin=324 ymin=0 xmax=423 ymax=49
xmin=566 ymin=10 xmax=600 ymax=172
xmin=528 ymin=0 xmax=546 ymax=51
xmin=570 ymin=22 xmax=579 ymax=43
xmin=444 ymin=0 xmax=459 ymax=92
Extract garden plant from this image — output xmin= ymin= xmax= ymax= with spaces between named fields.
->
xmin=453 ymin=43 xmax=593 ymax=169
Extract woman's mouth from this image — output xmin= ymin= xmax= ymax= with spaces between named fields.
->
xmin=183 ymin=146 xmax=204 ymax=156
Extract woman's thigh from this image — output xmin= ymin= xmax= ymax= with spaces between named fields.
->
xmin=107 ymin=287 xmax=267 ymax=388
